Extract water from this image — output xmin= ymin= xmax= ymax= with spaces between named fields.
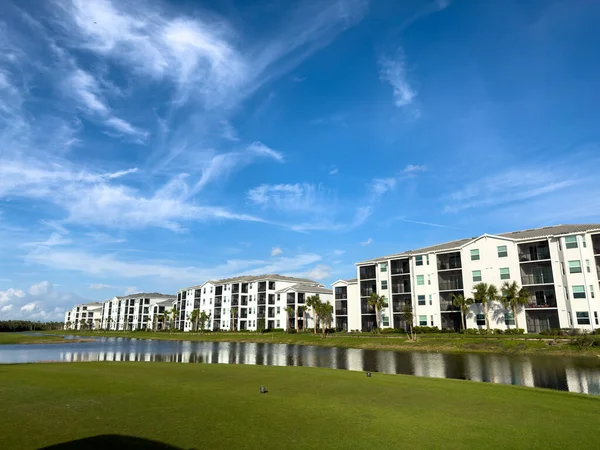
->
xmin=2 ymin=336 xmax=600 ymax=395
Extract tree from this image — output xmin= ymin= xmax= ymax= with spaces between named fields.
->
xmin=189 ymin=309 xmax=200 ymax=333
xmin=65 ymin=320 xmax=72 ymax=330
xmin=451 ymin=293 xmax=473 ymax=331
xmin=297 ymin=305 xmax=307 ymax=331
xmin=402 ymin=304 xmax=416 ymax=341
xmin=94 ymin=318 xmax=101 ymax=331
xmin=198 ymin=311 xmax=210 ymax=333
xmin=145 ymin=315 xmax=152 ymax=331
xmin=472 ymin=282 xmax=500 ymax=333
xmin=367 ymin=292 xmax=387 ymax=333
xmin=230 ymin=307 xmax=238 ymax=331
xmin=501 ymin=281 xmax=530 ymax=330
xmin=284 ymin=306 xmax=294 ymax=332
xmin=318 ymin=302 xmax=333 ymax=337
xmin=170 ymin=307 xmax=179 ymax=333
xmin=306 ymin=295 xmax=322 ymax=334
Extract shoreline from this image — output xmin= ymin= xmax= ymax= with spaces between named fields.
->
xmin=30 ymin=330 xmax=600 ymax=359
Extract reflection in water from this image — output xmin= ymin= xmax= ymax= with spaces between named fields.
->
xmin=2 ymin=337 xmax=600 ymax=395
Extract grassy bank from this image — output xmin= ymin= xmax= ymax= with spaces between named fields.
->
xmin=47 ymin=329 xmax=600 ymax=358
xmin=1 ymin=363 xmax=599 ymax=449
xmin=0 ymin=333 xmax=85 ymax=345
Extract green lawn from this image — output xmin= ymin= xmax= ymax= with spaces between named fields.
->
xmin=0 ymin=333 xmax=74 ymax=345
xmin=0 ymin=363 xmax=599 ymax=449
xmin=46 ymin=329 xmax=600 ymax=357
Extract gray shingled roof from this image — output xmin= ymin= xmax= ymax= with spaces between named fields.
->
xmin=275 ymin=283 xmax=332 ymax=294
xmin=345 ymin=278 xmax=357 ymax=283
xmin=358 ymin=224 xmax=600 ymax=264
xmin=116 ymin=293 xmax=175 ymax=300
xmin=182 ymin=274 xmax=320 ymax=291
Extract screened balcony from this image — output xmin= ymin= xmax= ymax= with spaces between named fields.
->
xmin=592 ymin=234 xmax=600 ymax=255
xmin=522 ymin=287 xmax=557 ymax=308
xmin=437 ymin=252 xmax=461 ymax=271
xmin=438 ymin=273 xmax=463 ymax=291
xmin=258 ymin=281 xmax=267 ymax=292
xmin=335 ymin=286 xmax=348 ymax=300
xmin=392 ymin=294 xmax=411 ymax=313
xmin=287 ymin=293 xmax=296 ymax=305
xmin=521 ymin=262 xmax=554 ymax=285
xmin=439 ymin=291 xmax=462 ymax=312
xmin=360 ymin=280 xmax=377 ymax=297
xmin=391 ymin=259 xmax=410 ymax=275
xmin=359 ymin=265 xmax=376 ymax=280
xmin=518 ymin=241 xmax=550 ymax=262
xmin=391 ymin=278 xmax=411 ymax=294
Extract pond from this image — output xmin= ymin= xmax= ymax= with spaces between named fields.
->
xmin=2 ymin=336 xmax=600 ymax=395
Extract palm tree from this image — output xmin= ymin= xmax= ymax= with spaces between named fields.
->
xmin=297 ymin=305 xmax=307 ymax=332
xmin=306 ymin=295 xmax=322 ymax=334
xmin=170 ymin=307 xmax=179 ymax=333
xmin=472 ymin=282 xmax=499 ymax=333
xmin=367 ymin=292 xmax=387 ymax=333
xmin=451 ymin=293 xmax=473 ymax=331
xmin=230 ymin=307 xmax=238 ymax=331
xmin=65 ymin=320 xmax=72 ymax=330
xmin=501 ymin=281 xmax=530 ymax=330
xmin=317 ymin=302 xmax=334 ymax=337
xmin=198 ymin=311 xmax=210 ymax=333
xmin=284 ymin=306 xmax=294 ymax=332
xmin=189 ymin=309 xmax=200 ymax=332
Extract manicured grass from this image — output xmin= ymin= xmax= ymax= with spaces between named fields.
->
xmin=50 ymin=330 xmax=600 ymax=358
xmin=0 ymin=363 xmax=599 ymax=449
xmin=0 ymin=332 xmax=75 ymax=345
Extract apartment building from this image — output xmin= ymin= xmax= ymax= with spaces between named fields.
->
xmin=64 ymin=302 xmax=103 ymax=330
xmin=349 ymin=224 xmax=600 ymax=333
xmin=331 ymin=278 xmax=360 ymax=331
xmin=100 ymin=293 xmax=176 ymax=331
xmin=176 ymin=274 xmax=333 ymax=332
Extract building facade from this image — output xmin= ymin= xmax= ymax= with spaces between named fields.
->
xmin=64 ymin=302 xmax=103 ymax=330
xmin=100 ymin=293 xmax=176 ymax=331
xmin=176 ymin=274 xmax=333 ymax=332
xmin=331 ymin=278 xmax=360 ymax=332
xmin=347 ymin=224 xmax=600 ymax=333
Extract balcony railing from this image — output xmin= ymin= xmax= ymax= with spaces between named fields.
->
xmin=391 ymin=285 xmax=410 ymax=294
xmin=521 ymin=273 xmax=554 ymax=285
xmin=439 ymin=300 xmax=460 ymax=312
xmin=438 ymin=261 xmax=461 ymax=271
xmin=258 ymin=294 xmax=266 ymax=305
xmin=519 ymin=251 xmax=550 ymax=262
xmin=268 ymin=295 xmax=275 ymax=305
xmin=438 ymin=280 xmax=463 ymax=291
xmin=361 ymin=288 xmax=376 ymax=297
xmin=391 ymin=265 xmax=410 ymax=275
xmin=335 ymin=308 xmax=348 ymax=315
xmin=335 ymin=294 xmax=348 ymax=300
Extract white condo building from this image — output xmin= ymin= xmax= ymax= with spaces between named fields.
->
xmin=64 ymin=302 xmax=103 ymax=330
xmin=100 ymin=293 xmax=176 ymax=331
xmin=341 ymin=224 xmax=600 ymax=333
xmin=176 ymin=274 xmax=333 ymax=332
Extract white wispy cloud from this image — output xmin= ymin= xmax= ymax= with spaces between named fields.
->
xmin=378 ymin=48 xmax=417 ymax=108
xmin=329 ymin=167 xmax=339 ymax=175
xmin=25 ymin=247 xmax=324 ymax=285
xmin=370 ymin=177 xmax=397 ymax=196
xmin=29 ymin=281 xmax=52 ymax=296
xmin=247 ymin=183 xmax=333 ymax=215
xmin=443 ymin=167 xmax=582 ymax=213
xmin=271 ymin=246 xmax=283 ymax=257
xmin=402 ymin=164 xmax=426 ymax=176
xmin=306 ymin=264 xmax=332 ymax=280
xmin=89 ymin=283 xmax=113 ymax=290
xmin=124 ymin=286 xmax=137 ymax=295
xmin=0 ymin=288 xmax=25 ymax=304
xmin=361 ymin=237 xmax=373 ymax=246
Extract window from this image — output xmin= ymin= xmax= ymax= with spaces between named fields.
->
xmin=380 ymin=262 xmax=388 ymax=272
xmin=497 ymin=245 xmax=508 ymax=258
xmin=470 ymin=249 xmax=480 ymax=261
xmin=416 ymin=275 xmax=424 ymax=286
xmin=582 ymin=237 xmax=587 ymax=248
xmin=595 ymin=312 xmax=599 ymax=326
xmin=277 ymin=294 xmax=280 ymax=301
xmin=586 ymin=260 xmax=591 ymax=273
xmin=472 ymin=270 xmax=482 ymax=282
xmin=476 ymin=314 xmax=486 ymax=326
xmin=427 ymin=274 xmax=431 ymax=285
xmin=430 ymin=315 xmax=434 ymax=326
xmin=504 ymin=312 xmax=515 ymax=326
xmin=561 ymin=262 xmax=565 ymax=274
xmin=426 ymin=255 xmax=430 ymax=265
xmin=576 ymin=312 xmax=590 ymax=325
xmin=565 ymin=236 xmax=578 ymax=249
xmin=276 ymin=320 xmax=280 ymax=328
xmin=381 ymin=280 xmax=388 ymax=290
xmin=382 ymin=315 xmax=390 ymax=327
xmin=573 ymin=286 xmax=586 ymax=299
xmin=429 ymin=294 xmax=433 ymax=306
xmin=419 ymin=315 xmax=427 ymax=326
xmin=415 ymin=255 xmax=423 ymax=266
xmin=564 ymin=287 xmax=569 ymax=300
xmin=500 ymin=268 xmax=510 ymax=280
xmin=418 ymin=295 xmax=426 ymax=305
xmin=276 ymin=307 xmax=280 ymax=314
xmin=591 ymin=285 xmax=595 ymax=299
xmin=568 ymin=260 xmax=582 ymax=274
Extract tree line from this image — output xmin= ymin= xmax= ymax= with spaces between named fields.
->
xmin=0 ymin=321 xmax=65 ymax=332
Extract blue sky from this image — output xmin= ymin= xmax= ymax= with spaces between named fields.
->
xmin=1 ymin=0 xmax=600 ymax=320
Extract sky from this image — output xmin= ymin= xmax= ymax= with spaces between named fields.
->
xmin=1 ymin=0 xmax=600 ymax=321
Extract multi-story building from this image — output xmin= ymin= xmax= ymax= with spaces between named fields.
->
xmin=100 ymin=293 xmax=176 ymax=331
xmin=348 ymin=224 xmax=600 ymax=333
xmin=176 ymin=274 xmax=333 ymax=332
xmin=331 ymin=278 xmax=360 ymax=332
xmin=64 ymin=302 xmax=103 ymax=330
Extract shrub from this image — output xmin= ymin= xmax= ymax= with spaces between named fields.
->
xmin=493 ymin=329 xmax=504 ymax=335
xmin=571 ymin=334 xmax=600 ymax=348
xmin=286 ymin=329 xmax=297 ymax=334
xmin=503 ymin=328 xmax=525 ymax=335
xmin=381 ymin=328 xmax=404 ymax=334
xmin=412 ymin=326 xmax=440 ymax=334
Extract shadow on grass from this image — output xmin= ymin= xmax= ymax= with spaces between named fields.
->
xmin=39 ymin=434 xmax=196 ymax=449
